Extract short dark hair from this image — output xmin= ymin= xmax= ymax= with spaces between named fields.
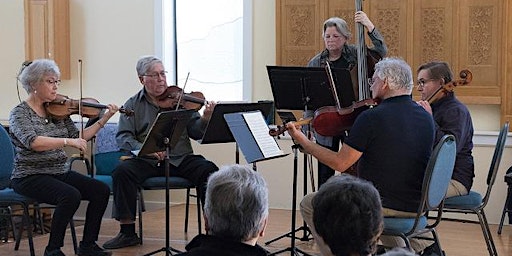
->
xmin=417 ymin=61 xmax=453 ymax=84
xmin=313 ymin=174 xmax=383 ymax=256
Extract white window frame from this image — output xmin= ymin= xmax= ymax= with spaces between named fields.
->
xmin=154 ymin=0 xmax=252 ymax=102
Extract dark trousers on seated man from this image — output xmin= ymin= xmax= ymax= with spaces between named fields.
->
xmin=103 ymin=154 xmax=218 ymax=249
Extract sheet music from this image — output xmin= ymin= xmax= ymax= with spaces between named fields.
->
xmin=242 ymin=112 xmax=284 ymax=157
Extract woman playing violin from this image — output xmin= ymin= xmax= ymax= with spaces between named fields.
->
xmin=416 ymin=61 xmax=475 ymax=198
xmin=9 ymin=59 xmax=118 ymax=256
xmin=306 ymin=12 xmax=388 ymax=188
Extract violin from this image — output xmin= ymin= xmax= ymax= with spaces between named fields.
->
xmin=45 ymin=94 xmax=134 ymax=119
xmin=425 ymin=69 xmax=472 ymax=104
xmin=311 ymin=62 xmax=377 ymax=137
xmin=269 ymin=118 xmax=312 ymax=137
xmin=157 ymin=85 xmax=207 ymax=110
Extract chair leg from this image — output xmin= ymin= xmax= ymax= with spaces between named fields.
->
xmin=498 ymin=188 xmax=512 ymax=234
xmin=137 ymin=189 xmax=144 ymax=245
xmin=184 ymin=188 xmax=190 ymax=233
xmin=14 ymin=205 xmax=35 ymax=256
xmin=431 ymin=229 xmax=444 ymax=256
xmin=196 ymin=188 xmax=202 ymax=234
xmin=477 ymin=210 xmax=498 ymax=256
xmin=69 ymin=219 xmax=78 ymax=254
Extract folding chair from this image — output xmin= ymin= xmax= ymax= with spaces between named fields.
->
xmin=442 ymin=121 xmax=509 ymax=256
xmin=382 ymin=134 xmax=457 ymax=254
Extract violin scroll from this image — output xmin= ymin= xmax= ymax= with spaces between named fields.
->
xmin=269 ymin=118 xmax=312 ymax=137
xmin=453 ymin=69 xmax=472 ymax=86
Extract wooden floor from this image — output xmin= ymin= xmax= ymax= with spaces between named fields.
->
xmin=1 ymin=204 xmax=512 ymax=256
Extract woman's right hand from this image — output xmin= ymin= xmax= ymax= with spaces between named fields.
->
xmin=68 ymin=138 xmax=88 ymax=152
xmin=355 ymin=11 xmax=375 ymax=32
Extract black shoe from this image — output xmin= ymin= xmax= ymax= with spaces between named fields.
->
xmin=102 ymin=233 xmax=141 ymax=249
xmin=78 ymin=242 xmax=112 ymax=256
xmin=44 ymin=248 xmax=65 ymax=256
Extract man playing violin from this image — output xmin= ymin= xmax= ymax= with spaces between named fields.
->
xmin=306 ymin=12 xmax=387 ymax=188
xmin=103 ymin=55 xmax=219 ymax=249
xmin=416 ymin=61 xmax=475 ymax=198
xmin=286 ymin=57 xmax=435 ymax=255
xmin=10 ymin=59 xmax=119 ymax=256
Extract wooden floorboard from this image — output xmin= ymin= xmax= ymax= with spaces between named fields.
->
xmin=1 ymin=204 xmax=511 ymax=255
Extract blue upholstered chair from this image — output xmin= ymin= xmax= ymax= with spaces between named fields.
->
xmin=0 ymin=125 xmax=36 ymax=256
xmin=442 ymin=121 xmax=509 ymax=256
xmin=92 ymin=123 xmax=201 ymax=244
xmin=382 ymin=134 xmax=457 ymax=254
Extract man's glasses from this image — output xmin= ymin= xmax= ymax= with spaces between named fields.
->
xmin=143 ymin=71 xmax=168 ymax=79
xmin=416 ymin=78 xmax=436 ymax=88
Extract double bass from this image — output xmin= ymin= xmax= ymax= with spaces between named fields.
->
xmin=311 ymin=0 xmax=380 ymax=137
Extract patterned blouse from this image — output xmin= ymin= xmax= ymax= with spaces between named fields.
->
xmin=9 ymin=101 xmax=79 ymax=179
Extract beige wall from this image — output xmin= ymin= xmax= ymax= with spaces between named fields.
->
xmin=1 ymin=0 xmax=511 ymax=224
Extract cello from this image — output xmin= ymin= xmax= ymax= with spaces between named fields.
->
xmin=424 ymin=69 xmax=473 ymax=104
xmin=311 ymin=0 xmax=380 ymax=137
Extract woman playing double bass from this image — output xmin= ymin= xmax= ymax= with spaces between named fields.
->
xmin=306 ymin=12 xmax=387 ymax=188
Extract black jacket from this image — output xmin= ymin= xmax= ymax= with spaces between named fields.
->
xmin=177 ymin=234 xmax=268 ymax=256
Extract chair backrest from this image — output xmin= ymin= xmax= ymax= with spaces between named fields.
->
xmin=94 ymin=123 xmax=127 ymax=176
xmin=482 ymin=121 xmax=509 ymax=205
xmin=95 ymin=123 xmax=120 ymax=154
xmin=0 ymin=125 xmax=14 ymax=189
xmin=421 ymin=134 xmax=457 ymax=213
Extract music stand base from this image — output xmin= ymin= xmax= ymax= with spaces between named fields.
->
xmin=267 ymin=246 xmax=312 ymax=256
xmin=143 ymin=246 xmax=182 ymax=256
xmin=265 ymin=226 xmax=312 ymax=245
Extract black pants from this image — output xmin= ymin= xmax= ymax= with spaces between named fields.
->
xmin=11 ymin=171 xmax=110 ymax=249
xmin=111 ymin=154 xmax=218 ymax=221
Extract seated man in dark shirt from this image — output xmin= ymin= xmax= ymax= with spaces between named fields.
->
xmin=287 ymin=57 xmax=435 ymax=255
xmin=416 ymin=61 xmax=475 ymax=197
xmin=177 ymin=164 xmax=269 ymax=256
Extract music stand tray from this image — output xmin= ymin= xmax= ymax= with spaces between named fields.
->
xmin=199 ymin=101 xmax=274 ymax=144
xmin=223 ymin=111 xmax=288 ymax=164
xmin=141 ymin=109 xmax=193 ymax=256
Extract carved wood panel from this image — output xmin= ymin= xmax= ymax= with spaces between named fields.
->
xmin=276 ymin=0 xmax=510 ymax=126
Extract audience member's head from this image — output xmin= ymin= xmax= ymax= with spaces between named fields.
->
xmin=204 ymin=164 xmax=269 ymax=245
xmin=380 ymin=247 xmax=418 ymax=256
xmin=313 ymin=174 xmax=383 ymax=256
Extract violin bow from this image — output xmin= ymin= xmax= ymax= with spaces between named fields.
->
xmin=174 ymin=71 xmax=191 ymax=111
xmin=78 ymin=59 xmax=85 ymax=158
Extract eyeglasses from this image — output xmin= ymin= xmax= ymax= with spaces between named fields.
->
xmin=367 ymin=78 xmax=374 ymax=86
xmin=143 ymin=71 xmax=168 ymax=79
xmin=45 ymin=79 xmax=61 ymax=86
xmin=416 ymin=78 xmax=436 ymax=88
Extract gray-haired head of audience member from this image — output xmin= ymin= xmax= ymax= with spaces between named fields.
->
xmin=380 ymin=248 xmax=418 ymax=256
xmin=204 ymin=164 xmax=269 ymax=244
xmin=313 ymin=174 xmax=383 ymax=256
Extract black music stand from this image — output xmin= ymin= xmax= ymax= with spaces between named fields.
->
xmin=141 ymin=109 xmax=194 ymax=256
xmin=199 ymin=102 xmax=273 ymax=165
xmin=267 ymin=66 xmax=355 ymax=110
xmin=265 ymin=66 xmax=353 ymax=255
